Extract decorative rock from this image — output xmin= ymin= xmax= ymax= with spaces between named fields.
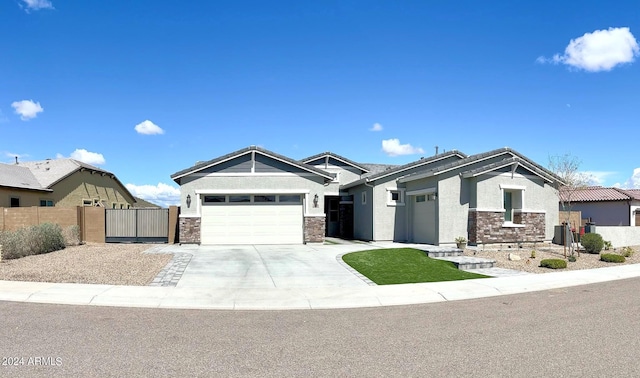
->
xmin=508 ymin=253 xmax=522 ymax=261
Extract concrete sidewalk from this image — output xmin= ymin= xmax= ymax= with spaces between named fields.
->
xmin=1 ymin=263 xmax=639 ymax=310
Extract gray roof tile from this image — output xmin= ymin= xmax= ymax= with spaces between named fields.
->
xmin=0 ymin=163 xmax=50 ymax=191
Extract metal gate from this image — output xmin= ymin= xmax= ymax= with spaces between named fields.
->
xmin=105 ymin=208 xmax=169 ymax=243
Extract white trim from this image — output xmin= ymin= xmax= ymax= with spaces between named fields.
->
xmin=302 ymin=154 xmax=370 ymax=173
xmin=324 ymin=192 xmax=339 ymax=196
xmin=468 ymin=208 xmax=546 ymax=214
xmin=406 ymin=187 xmax=437 ymax=196
xmin=500 ymin=184 xmax=527 ymax=190
xmin=468 ymin=208 xmax=505 ymax=212
xmin=302 ymin=214 xmax=326 ymax=217
xmin=476 ymin=171 xmax=544 ymax=180
xmin=178 ymin=214 xmax=201 ymax=218
xmin=195 ymin=189 xmax=310 ymax=194
xmin=502 ymin=222 xmax=526 ymax=228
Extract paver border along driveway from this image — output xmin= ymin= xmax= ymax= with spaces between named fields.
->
xmin=170 ymin=243 xmax=376 ymax=289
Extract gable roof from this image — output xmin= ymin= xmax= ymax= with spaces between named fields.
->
xmin=171 ymin=146 xmax=335 ymax=182
xmin=300 ymin=152 xmax=370 ymax=173
xmin=0 ymin=163 xmax=51 ymax=192
xmin=17 ymin=158 xmax=134 ymax=200
xmin=341 ymin=150 xmax=467 ymax=189
xmin=561 ymin=186 xmax=639 ymax=202
xmin=399 ymin=147 xmax=563 ymax=185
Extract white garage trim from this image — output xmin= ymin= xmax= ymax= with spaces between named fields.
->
xmin=195 ymin=189 xmax=310 ymax=194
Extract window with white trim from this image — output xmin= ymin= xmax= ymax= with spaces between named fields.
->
xmin=386 ymin=188 xmax=405 ymax=206
xmin=502 ymin=186 xmax=524 ymax=224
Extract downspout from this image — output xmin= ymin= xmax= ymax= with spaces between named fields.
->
xmin=365 ymin=178 xmax=375 ymax=241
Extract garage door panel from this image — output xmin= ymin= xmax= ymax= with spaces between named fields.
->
xmin=201 ymin=201 xmax=303 ymax=245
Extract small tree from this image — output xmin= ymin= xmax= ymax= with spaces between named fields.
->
xmin=548 ymin=154 xmax=592 ymax=257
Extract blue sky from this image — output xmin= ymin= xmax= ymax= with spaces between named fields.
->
xmin=2 ymin=0 xmax=640 ymax=206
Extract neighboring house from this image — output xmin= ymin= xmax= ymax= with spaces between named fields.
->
xmin=0 ymin=163 xmax=52 ymax=207
xmin=560 ymin=186 xmax=640 ymax=226
xmin=1 ymin=159 xmax=136 ymax=209
xmin=172 ymin=146 xmax=563 ymax=246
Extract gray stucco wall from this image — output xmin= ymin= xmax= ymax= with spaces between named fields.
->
xmin=372 ymin=177 xmax=407 ymax=241
xmin=348 ymin=183 xmax=373 ymax=240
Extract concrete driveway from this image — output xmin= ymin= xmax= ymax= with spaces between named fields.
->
xmin=171 ymin=243 xmax=376 ymax=289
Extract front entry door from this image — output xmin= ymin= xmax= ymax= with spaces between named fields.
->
xmin=325 ymin=196 xmax=340 ymax=237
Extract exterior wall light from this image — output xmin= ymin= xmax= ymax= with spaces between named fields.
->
xmin=313 ymin=194 xmax=319 ymax=208
xmin=186 ymin=194 xmax=192 ymax=208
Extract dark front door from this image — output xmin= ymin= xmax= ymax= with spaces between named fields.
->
xmin=325 ymin=196 xmax=340 ymax=237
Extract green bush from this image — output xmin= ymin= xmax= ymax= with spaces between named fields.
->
xmin=568 ymin=255 xmax=577 ymax=262
xmin=540 ymin=259 xmax=567 ymax=269
xmin=581 ymin=233 xmax=604 ymax=254
xmin=601 ymin=253 xmax=625 ymax=263
xmin=0 ymin=223 xmax=65 ymax=260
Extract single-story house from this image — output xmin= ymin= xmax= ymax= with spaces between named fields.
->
xmin=171 ymin=146 xmax=563 ymax=246
xmin=0 ymin=158 xmax=136 ymax=209
xmin=560 ymin=186 xmax=640 ymax=226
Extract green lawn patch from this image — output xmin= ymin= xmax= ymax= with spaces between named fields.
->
xmin=342 ymin=248 xmax=489 ymax=285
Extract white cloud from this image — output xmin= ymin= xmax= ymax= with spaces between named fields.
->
xmin=539 ymin=27 xmax=639 ymax=72
xmin=381 ymin=138 xmax=424 ymax=157
xmin=11 ymin=100 xmax=44 ymax=120
xmin=66 ymin=149 xmax=106 ymax=165
xmin=622 ymin=168 xmax=640 ymax=188
xmin=125 ymin=183 xmax=180 ymax=208
xmin=134 ymin=120 xmax=165 ymax=135
xmin=20 ymin=0 xmax=54 ymax=12
xmin=370 ymin=123 xmax=383 ymax=132
xmin=581 ymin=171 xmax=617 ymax=186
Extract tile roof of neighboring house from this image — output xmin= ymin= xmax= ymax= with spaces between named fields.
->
xmin=618 ymin=189 xmax=640 ymax=201
xmin=399 ymin=147 xmax=563 ymax=185
xmin=16 ymin=158 xmax=134 ymax=200
xmin=300 ymin=152 xmax=371 ymax=173
xmin=0 ymin=163 xmax=51 ymax=191
xmin=561 ymin=186 xmax=640 ymax=202
xmin=341 ymin=150 xmax=468 ymax=189
xmin=171 ymin=146 xmax=335 ymax=182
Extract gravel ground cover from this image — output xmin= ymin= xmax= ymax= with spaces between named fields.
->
xmin=0 ymin=243 xmax=172 ymax=286
xmin=464 ymin=244 xmax=640 ymax=273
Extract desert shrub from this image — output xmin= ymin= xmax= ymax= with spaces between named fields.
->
xmin=63 ymin=225 xmax=81 ymax=246
xmin=604 ymin=241 xmax=612 ymax=250
xmin=601 ymin=253 xmax=626 ymax=263
xmin=568 ymin=255 xmax=577 ymax=262
xmin=581 ymin=233 xmax=604 ymax=254
xmin=0 ymin=223 xmax=65 ymax=260
xmin=620 ymin=246 xmax=634 ymax=258
xmin=540 ymin=259 xmax=567 ymax=269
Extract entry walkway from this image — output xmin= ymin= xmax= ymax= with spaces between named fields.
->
xmin=1 ymin=242 xmax=640 ymax=310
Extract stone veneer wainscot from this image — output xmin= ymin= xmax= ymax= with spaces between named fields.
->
xmin=179 ymin=217 xmax=201 ymax=244
xmin=304 ymin=216 xmax=325 ymax=243
xmin=468 ymin=210 xmax=545 ymax=245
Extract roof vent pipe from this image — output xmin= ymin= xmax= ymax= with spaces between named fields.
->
xmin=15 ymin=156 xmax=18 ymax=164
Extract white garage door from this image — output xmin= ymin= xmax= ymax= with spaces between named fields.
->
xmin=411 ymin=193 xmax=436 ymax=244
xmin=201 ymin=194 xmax=303 ymax=245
